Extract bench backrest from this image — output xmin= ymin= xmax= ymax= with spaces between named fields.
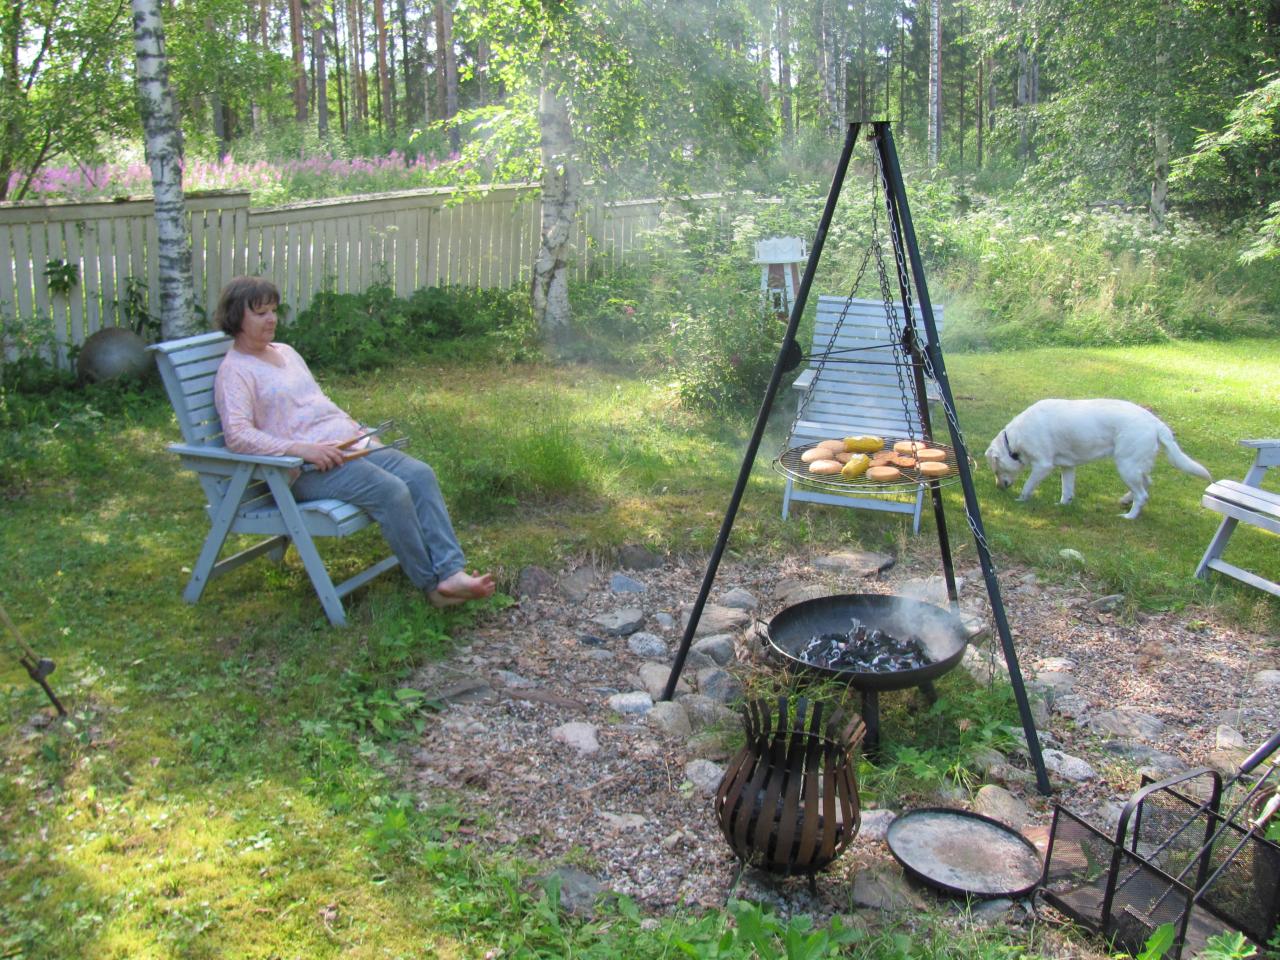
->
xmin=795 ymin=295 xmax=944 ymax=441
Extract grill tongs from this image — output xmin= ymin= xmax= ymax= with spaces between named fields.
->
xmin=302 ymin=418 xmax=409 ymax=471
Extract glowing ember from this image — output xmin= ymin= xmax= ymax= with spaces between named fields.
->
xmin=799 ymin=617 xmax=930 ymax=672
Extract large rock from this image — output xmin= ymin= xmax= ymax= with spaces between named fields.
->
xmin=850 ymin=865 xmax=927 ymax=911
xmin=696 ymin=667 xmax=743 ymax=704
xmin=718 ymin=587 xmax=758 ymax=610
xmin=77 ymin=327 xmax=153 ymax=383
xmin=593 ymin=608 xmax=645 ymax=636
xmin=684 ymin=759 xmax=726 ymax=796
xmin=618 ymin=544 xmax=664 ymax=570
xmin=639 ymin=662 xmax=687 ymax=699
xmin=609 ymin=573 xmax=647 ymax=594
xmin=973 ymin=784 xmax=1031 ymax=830
xmin=1091 ymin=708 xmax=1165 ymax=741
xmin=681 ymin=603 xmax=750 ymax=637
xmin=1043 ymin=749 xmax=1097 ymax=782
xmin=552 ymin=722 xmax=600 ymax=754
xmin=647 ymin=701 xmax=692 ymax=738
xmin=627 ymin=632 xmax=669 ymax=659
xmin=691 ymin=634 xmax=736 ymax=666
xmin=814 ymin=551 xmax=895 ymax=578
xmin=516 ymin=564 xmax=558 ymax=599
xmin=539 ymin=867 xmax=605 ymax=917
xmin=607 ymin=691 xmax=653 ymax=716
xmin=562 ymin=566 xmax=597 ymax=603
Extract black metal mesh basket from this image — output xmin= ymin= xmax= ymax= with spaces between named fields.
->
xmin=1040 ymin=766 xmax=1280 ymax=959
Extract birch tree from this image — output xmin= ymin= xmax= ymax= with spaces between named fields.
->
xmin=130 ymin=0 xmax=196 ymax=339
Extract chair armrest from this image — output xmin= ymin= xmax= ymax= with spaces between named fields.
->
xmin=1240 ymin=440 xmax=1280 ymax=449
xmin=792 ymin=369 xmax=815 ymax=390
xmin=167 ymin=442 xmax=304 ymax=469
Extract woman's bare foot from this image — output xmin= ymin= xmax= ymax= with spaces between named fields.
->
xmin=431 ymin=570 xmax=496 ymax=604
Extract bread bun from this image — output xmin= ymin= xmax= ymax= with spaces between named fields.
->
xmin=918 ymin=461 xmax=950 ymax=477
xmin=871 ymin=450 xmax=896 ymax=465
xmin=834 ymin=451 xmax=854 ymax=463
xmin=808 ymin=459 xmax=844 ymax=475
xmin=866 ymin=465 xmax=902 ymax=482
xmin=817 ymin=439 xmax=846 ymax=453
xmin=916 ymin=448 xmax=947 ymax=462
xmin=893 ymin=440 xmax=927 ymax=454
xmin=801 ymin=446 xmax=829 ymax=463
xmin=890 ymin=456 xmax=917 ymax=469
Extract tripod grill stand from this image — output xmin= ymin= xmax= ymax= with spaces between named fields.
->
xmin=662 ymin=120 xmax=1051 ymax=795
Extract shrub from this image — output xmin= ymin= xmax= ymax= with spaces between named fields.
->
xmin=284 ymin=281 xmax=537 ymax=373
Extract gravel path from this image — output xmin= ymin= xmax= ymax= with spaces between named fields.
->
xmin=399 ymin=542 xmax=1279 ymax=947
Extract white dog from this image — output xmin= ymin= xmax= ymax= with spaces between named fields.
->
xmin=984 ymin=398 xmax=1210 ymax=519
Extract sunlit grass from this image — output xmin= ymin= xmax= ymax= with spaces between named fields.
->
xmin=2 ymin=337 xmax=1277 ymax=958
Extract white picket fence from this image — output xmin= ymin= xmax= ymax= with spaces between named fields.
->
xmin=0 ymin=184 xmax=670 ymax=366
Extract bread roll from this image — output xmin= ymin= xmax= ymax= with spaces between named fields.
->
xmin=834 ymin=451 xmax=854 ymax=463
xmin=808 ymin=459 xmax=844 ymax=475
xmin=890 ymin=456 xmax=917 ymax=469
xmin=916 ymin=448 xmax=947 ymax=462
xmin=867 ymin=465 xmax=902 ymax=481
xmin=918 ymin=461 xmax=950 ymax=477
xmin=801 ymin=446 xmax=829 ymax=463
xmin=817 ymin=439 xmax=846 ymax=453
xmin=871 ymin=450 xmax=896 ymax=465
xmin=893 ymin=440 xmax=927 ymax=454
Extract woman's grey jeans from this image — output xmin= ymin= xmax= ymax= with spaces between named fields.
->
xmin=291 ymin=446 xmax=465 ymax=591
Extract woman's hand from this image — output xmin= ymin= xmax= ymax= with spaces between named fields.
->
xmin=289 ymin=440 xmax=346 ymax=472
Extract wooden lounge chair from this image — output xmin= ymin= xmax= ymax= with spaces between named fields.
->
xmin=1196 ymin=439 xmax=1280 ymax=598
xmin=782 ymin=295 xmax=943 ymax=534
xmin=151 ymin=332 xmax=398 ymax=625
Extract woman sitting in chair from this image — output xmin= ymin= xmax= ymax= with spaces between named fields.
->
xmin=212 ymin=275 xmax=494 ymax=608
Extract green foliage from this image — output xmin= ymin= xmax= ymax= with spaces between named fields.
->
xmin=1198 ymin=931 xmax=1258 ymax=960
xmin=673 ymin=900 xmax=866 ymax=959
xmin=284 ymin=280 xmax=538 ymax=373
xmin=41 ymin=260 xmax=79 ymax=295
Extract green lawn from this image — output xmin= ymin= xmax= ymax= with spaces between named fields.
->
xmin=1 ymin=337 xmax=1276 ymax=958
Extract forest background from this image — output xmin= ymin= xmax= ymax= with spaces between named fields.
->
xmin=4 ymin=0 xmax=1280 ymax=337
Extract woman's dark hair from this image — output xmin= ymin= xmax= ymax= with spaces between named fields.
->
xmin=214 ymin=276 xmax=281 ymax=336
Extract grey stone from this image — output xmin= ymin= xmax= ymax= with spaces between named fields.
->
xmin=1089 ymin=594 xmax=1125 ymax=613
xmin=691 ymin=634 xmax=736 ymax=666
xmin=1037 ymin=657 xmax=1078 ymax=673
xmin=1206 ymin=747 xmax=1251 ymax=777
xmin=969 ymin=899 xmax=1016 ymax=926
xmin=1216 ymin=725 xmax=1246 ymax=751
xmin=1252 ymin=669 xmax=1280 ymax=692
xmin=898 ymin=575 xmax=963 ymax=604
xmin=1032 ymin=670 xmax=1075 ymax=693
xmin=654 ymin=612 xmax=676 ymax=631
xmin=517 ymin=564 xmax=558 ymax=599
xmin=850 ymin=865 xmax=927 ymax=911
xmin=593 ymin=608 xmax=645 ymax=637
xmin=639 ymin=662 xmax=687 ymax=700
xmin=578 ymin=633 xmax=608 ymax=647
xmin=696 ymin=667 xmax=743 ymax=704
xmin=686 ymin=729 xmax=735 ymax=761
xmin=598 ymin=812 xmax=648 ymax=832
xmin=552 ymin=722 xmax=600 ymax=754
xmin=678 ymin=693 xmax=736 ymax=731
xmin=814 ymin=551 xmax=895 ymax=578
xmin=719 ymin=587 xmax=758 ymax=610
xmin=539 ymin=867 xmax=605 ymax=917
xmin=684 ymin=759 xmax=726 ymax=796
xmin=961 ymin=614 xmax=989 ymax=641
xmin=684 ymin=650 xmax=717 ymax=671
xmin=681 ymin=603 xmax=750 ymax=637
xmin=775 ymin=582 xmax=831 ymax=607
xmin=987 ymin=762 xmax=1037 ymax=787
xmin=858 ymin=809 xmax=896 ymax=843
xmin=609 ymin=573 xmax=648 ymax=594
xmin=494 ymin=669 xmax=536 ymax=689
xmin=647 ymin=701 xmax=692 ymax=738
xmin=973 ymin=784 xmax=1031 ymax=830
xmin=607 ymin=691 xmax=654 ymax=716
xmin=1030 ymin=697 xmax=1050 ymax=728
xmin=1043 ymin=749 xmax=1097 ymax=782
xmin=562 ymin=566 xmax=598 ymax=603
xmin=963 ymin=645 xmax=1009 ymax=682
xmin=1092 ymin=708 xmax=1165 ymax=741
xmin=627 ymin=632 xmax=669 ymax=659
xmin=972 ymin=747 xmax=1007 ymax=774
xmin=1052 ymin=694 xmax=1091 ymax=721
xmin=618 ymin=544 xmax=664 ymax=570
xmin=583 ymin=649 xmax=616 ymax=662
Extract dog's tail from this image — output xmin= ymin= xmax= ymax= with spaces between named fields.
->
xmin=1157 ymin=423 xmax=1211 ymax=480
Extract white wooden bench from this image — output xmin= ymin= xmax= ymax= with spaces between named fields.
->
xmin=782 ymin=295 xmax=943 ymax=533
xmin=1195 ymin=440 xmax=1280 ymax=598
xmin=151 ymin=332 xmax=399 ymax=625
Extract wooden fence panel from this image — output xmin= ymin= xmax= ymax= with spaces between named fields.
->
xmin=1 ymin=184 xmax=719 ymax=365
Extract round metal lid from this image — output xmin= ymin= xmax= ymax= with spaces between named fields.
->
xmin=886 ymin=808 xmax=1043 ymax=899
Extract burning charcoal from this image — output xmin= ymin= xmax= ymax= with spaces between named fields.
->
xmin=797 ymin=621 xmax=930 ymax=673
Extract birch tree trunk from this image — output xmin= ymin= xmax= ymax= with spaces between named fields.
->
xmin=315 ymin=14 xmax=329 ymax=138
xmin=819 ymin=0 xmax=839 ymax=136
xmin=532 ymin=85 xmax=577 ymax=345
xmin=435 ymin=0 xmax=458 ymax=151
xmin=776 ymin=1 xmax=792 ymax=139
xmin=1149 ymin=1 xmax=1170 ymax=229
xmin=928 ymin=0 xmax=941 ymax=166
xmin=130 ymin=0 xmax=196 ymax=340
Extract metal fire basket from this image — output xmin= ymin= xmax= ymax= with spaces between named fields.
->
xmin=1040 ymin=731 xmax=1280 ymax=959
xmin=715 ymin=695 xmax=865 ymax=890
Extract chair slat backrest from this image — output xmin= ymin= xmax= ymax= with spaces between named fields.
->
xmin=152 ymin=333 xmax=233 ymax=449
xmin=796 ymin=296 xmax=944 ymax=441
